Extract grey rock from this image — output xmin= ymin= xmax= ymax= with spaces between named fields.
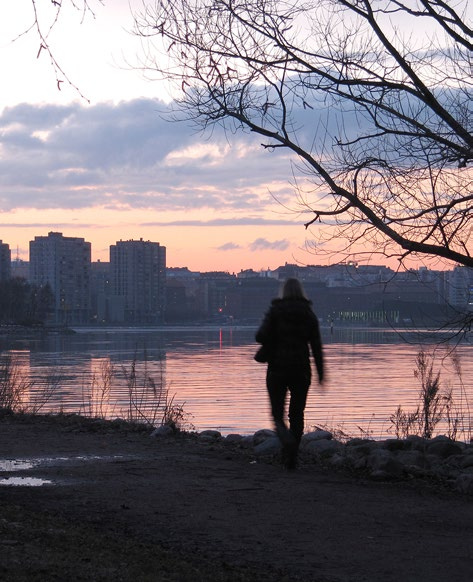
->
xmin=303 ymin=438 xmax=341 ymax=457
xmin=455 ymin=474 xmax=473 ymax=495
xmin=426 ymin=440 xmax=463 ymax=458
xmin=382 ymin=438 xmax=406 ymax=451
xmin=346 ymin=439 xmax=380 ymax=456
xmin=253 ymin=429 xmax=276 ymax=445
xmin=405 ymin=435 xmax=427 ymax=450
xmin=327 ymin=453 xmax=347 ymax=469
xmin=150 ymin=425 xmax=174 ymax=438
xmin=225 ymin=433 xmax=243 ymax=443
xmin=366 ymin=449 xmax=404 ymax=478
xmin=198 ymin=429 xmax=222 ymax=441
xmin=404 ymin=465 xmax=432 ymax=479
xmin=353 ymin=456 xmax=368 ymax=470
xmin=396 ymin=450 xmax=429 ymax=469
xmin=302 ymin=430 xmax=333 ymax=442
xmin=461 ymin=455 xmax=473 ymax=469
xmin=254 ymin=436 xmax=280 ymax=457
xmin=346 ymin=438 xmax=376 ymax=447
xmin=239 ymin=435 xmax=255 ymax=449
xmin=345 ymin=440 xmax=379 ymax=458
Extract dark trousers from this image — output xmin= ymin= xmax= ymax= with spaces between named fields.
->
xmin=266 ymin=367 xmax=311 ymax=443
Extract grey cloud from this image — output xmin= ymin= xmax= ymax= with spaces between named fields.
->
xmin=0 ymin=222 xmax=98 ymax=229
xmin=0 ymin=216 xmax=298 ymax=231
xmin=216 ymin=242 xmax=242 ymax=251
xmin=249 ymin=238 xmax=290 ymax=251
xmin=140 ymin=218 xmax=296 ymax=227
xmin=0 ymin=98 xmax=296 ymax=213
xmin=1 ymin=102 xmax=76 ymax=124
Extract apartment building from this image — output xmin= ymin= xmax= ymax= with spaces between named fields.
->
xmin=448 ymin=265 xmax=473 ymax=311
xmin=29 ymin=232 xmax=91 ymax=325
xmin=0 ymin=240 xmax=11 ymax=281
xmin=109 ymin=239 xmax=166 ymax=324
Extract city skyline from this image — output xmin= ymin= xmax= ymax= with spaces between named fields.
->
xmin=3 ymin=230 xmax=466 ymax=275
xmin=2 ymin=231 xmax=471 ymax=327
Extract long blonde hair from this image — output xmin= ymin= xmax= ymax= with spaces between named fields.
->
xmin=281 ymin=278 xmax=307 ymax=299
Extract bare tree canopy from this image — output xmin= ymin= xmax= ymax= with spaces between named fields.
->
xmin=133 ymin=0 xmax=472 ymax=268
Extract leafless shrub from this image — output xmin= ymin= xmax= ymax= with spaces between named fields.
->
xmin=415 ymin=350 xmax=452 ymax=439
xmin=27 ymin=368 xmax=64 ymax=414
xmin=82 ymin=359 xmax=114 ymax=418
xmin=310 ymin=422 xmax=352 ymax=443
xmin=389 ymin=348 xmax=470 ymax=441
xmin=0 ymin=354 xmax=67 ymax=414
xmin=0 ymin=354 xmax=32 ymax=411
xmin=389 ymin=406 xmax=420 ymax=440
xmin=121 ymin=353 xmax=193 ymax=431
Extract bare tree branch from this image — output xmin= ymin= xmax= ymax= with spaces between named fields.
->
xmin=13 ymin=1 xmax=105 ymax=101
xmin=132 ymin=0 xmax=473 ymax=267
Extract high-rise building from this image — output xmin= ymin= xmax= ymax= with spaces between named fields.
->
xmin=448 ymin=265 xmax=473 ymax=311
xmin=29 ymin=232 xmax=91 ymax=325
xmin=109 ymin=239 xmax=166 ymax=324
xmin=0 ymin=240 xmax=11 ymax=281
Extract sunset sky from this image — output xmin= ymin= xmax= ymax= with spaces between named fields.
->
xmin=0 ymin=1 xmax=323 ymax=273
xmin=0 ymin=1 xmax=450 ymax=273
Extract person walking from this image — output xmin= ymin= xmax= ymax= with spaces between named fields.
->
xmin=255 ymin=278 xmax=324 ymax=470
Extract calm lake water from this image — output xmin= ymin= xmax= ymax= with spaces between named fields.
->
xmin=2 ymin=326 xmax=472 ymax=440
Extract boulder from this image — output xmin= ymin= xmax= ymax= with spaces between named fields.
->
xmin=302 ymin=430 xmax=333 ymax=443
xmin=461 ymin=455 xmax=473 ymax=469
xmin=396 ymin=449 xmax=429 ymax=469
xmin=426 ymin=439 xmax=463 ymax=458
xmin=253 ymin=429 xmax=276 ymax=445
xmin=405 ymin=435 xmax=427 ymax=450
xmin=455 ymin=474 xmax=473 ymax=495
xmin=254 ymin=436 xmax=280 ymax=457
xmin=303 ymin=438 xmax=341 ymax=457
xmin=150 ymin=425 xmax=174 ymax=438
xmin=366 ymin=449 xmax=404 ymax=478
xmin=239 ymin=435 xmax=255 ymax=449
xmin=198 ymin=429 xmax=222 ymax=441
xmin=382 ymin=438 xmax=406 ymax=451
xmin=225 ymin=433 xmax=244 ymax=443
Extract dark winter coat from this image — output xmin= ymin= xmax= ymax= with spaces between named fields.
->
xmin=255 ymin=297 xmax=324 ymax=382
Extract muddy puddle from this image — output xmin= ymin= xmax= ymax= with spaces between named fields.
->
xmin=0 ymin=454 xmax=131 ymax=487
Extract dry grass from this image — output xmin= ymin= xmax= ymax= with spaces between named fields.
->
xmin=0 ymin=352 xmax=193 ymax=433
xmin=389 ymin=348 xmax=471 ymax=442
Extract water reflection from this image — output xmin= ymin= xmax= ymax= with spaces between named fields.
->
xmin=1 ymin=326 xmax=471 ymax=439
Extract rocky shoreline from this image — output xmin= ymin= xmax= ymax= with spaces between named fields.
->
xmin=152 ymin=425 xmax=473 ymax=495
xmin=3 ymin=409 xmax=473 ymax=494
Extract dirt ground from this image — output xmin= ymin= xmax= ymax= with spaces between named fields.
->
xmin=1 ymin=414 xmax=472 ymax=582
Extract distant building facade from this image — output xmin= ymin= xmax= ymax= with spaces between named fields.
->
xmin=11 ymin=258 xmax=29 ymax=279
xmin=109 ymin=239 xmax=166 ymax=324
xmin=29 ymin=232 xmax=91 ymax=325
xmin=0 ymin=241 xmax=11 ymax=281
xmin=166 ymin=267 xmax=204 ymax=322
xmin=448 ymin=266 xmax=473 ymax=312
xmin=90 ymin=260 xmax=112 ymax=323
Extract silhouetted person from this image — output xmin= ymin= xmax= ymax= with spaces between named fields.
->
xmin=255 ymin=278 xmax=324 ymax=469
